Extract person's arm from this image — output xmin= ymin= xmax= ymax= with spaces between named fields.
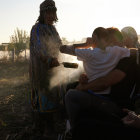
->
xmin=74 ymin=38 xmax=93 ymax=49
xmin=76 ymin=69 xmax=126 ymax=91
xmin=60 ymin=45 xmax=76 ymax=56
xmin=59 ymin=44 xmax=89 ymax=55
xmin=60 ymin=44 xmax=93 ymax=62
xmin=60 ymin=38 xmax=93 ymax=55
xmin=77 ymin=57 xmax=135 ymax=92
xmin=73 ymin=43 xmax=89 ymax=49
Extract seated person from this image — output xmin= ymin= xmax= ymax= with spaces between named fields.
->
xmin=60 ymin=27 xmax=133 ymax=127
xmin=63 ymin=26 xmax=139 ymax=124
xmin=76 ymin=26 xmax=139 ymax=106
xmin=60 ymin=27 xmax=130 ymax=96
xmin=71 ymin=27 xmax=140 ymax=139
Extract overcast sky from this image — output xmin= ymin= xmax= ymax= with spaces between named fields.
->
xmin=0 ymin=0 xmax=140 ymax=44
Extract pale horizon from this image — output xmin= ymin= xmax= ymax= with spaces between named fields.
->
xmin=0 ymin=0 xmax=140 ymax=44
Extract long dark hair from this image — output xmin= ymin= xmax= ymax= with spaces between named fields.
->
xmin=36 ymin=6 xmax=58 ymax=24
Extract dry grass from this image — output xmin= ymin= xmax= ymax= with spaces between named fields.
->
xmin=0 ymin=61 xmax=62 ymax=140
xmin=0 ymin=61 xmax=34 ymax=140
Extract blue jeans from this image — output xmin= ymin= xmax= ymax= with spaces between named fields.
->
xmin=65 ymin=89 xmax=121 ymax=127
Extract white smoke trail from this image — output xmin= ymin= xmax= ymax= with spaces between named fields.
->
xmin=42 ymin=36 xmax=84 ymax=89
xmin=49 ymin=52 xmax=84 ymax=89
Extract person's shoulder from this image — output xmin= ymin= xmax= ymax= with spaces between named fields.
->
xmin=114 ymin=55 xmax=138 ymax=76
xmin=31 ymin=23 xmax=39 ymax=33
xmin=32 ymin=23 xmax=50 ymax=36
xmin=32 ymin=23 xmax=39 ymax=30
xmin=32 ymin=23 xmax=47 ymax=30
xmin=117 ymin=56 xmax=136 ymax=68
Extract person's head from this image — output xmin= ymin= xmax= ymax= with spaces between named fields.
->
xmin=37 ymin=0 xmax=58 ymax=25
xmin=107 ymin=27 xmax=123 ymax=47
xmin=121 ymin=26 xmax=138 ymax=48
xmin=92 ymin=27 xmax=109 ymax=49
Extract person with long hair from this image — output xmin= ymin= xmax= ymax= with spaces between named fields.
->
xmin=29 ymin=0 xmax=62 ymax=135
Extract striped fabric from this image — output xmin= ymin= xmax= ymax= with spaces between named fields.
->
xmin=29 ymin=23 xmax=62 ymax=112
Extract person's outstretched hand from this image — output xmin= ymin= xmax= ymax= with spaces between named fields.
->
xmin=50 ymin=58 xmax=60 ymax=68
xmin=86 ymin=37 xmax=93 ymax=47
xmin=122 ymin=109 xmax=140 ymax=128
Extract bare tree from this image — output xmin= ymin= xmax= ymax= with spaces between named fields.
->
xmin=9 ymin=28 xmax=29 ymax=61
xmin=61 ymin=37 xmax=69 ymax=45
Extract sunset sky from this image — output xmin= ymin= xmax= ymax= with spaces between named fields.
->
xmin=0 ymin=0 xmax=140 ymax=44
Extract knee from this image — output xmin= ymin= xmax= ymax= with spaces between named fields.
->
xmin=65 ymin=89 xmax=77 ymax=103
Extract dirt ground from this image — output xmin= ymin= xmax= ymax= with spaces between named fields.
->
xmin=0 ymin=61 xmax=68 ymax=140
xmin=0 ymin=61 xmax=35 ymax=140
xmin=1 ymin=60 xmax=140 ymax=140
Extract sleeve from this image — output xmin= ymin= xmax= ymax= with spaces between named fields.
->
xmin=75 ymin=48 xmax=92 ymax=61
xmin=60 ymin=45 xmax=76 ymax=56
xmin=30 ymin=24 xmax=53 ymax=65
xmin=114 ymin=46 xmax=130 ymax=58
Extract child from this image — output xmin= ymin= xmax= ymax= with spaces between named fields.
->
xmin=60 ymin=27 xmax=130 ymax=94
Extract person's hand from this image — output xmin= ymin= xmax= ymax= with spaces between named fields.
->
xmin=79 ymin=73 xmax=88 ymax=84
xmin=86 ymin=37 xmax=93 ymax=46
xmin=60 ymin=45 xmax=67 ymax=53
xmin=50 ymin=58 xmax=60 ymax=68
xmin=76 ymin=83 xmax=87 ymax=91
xmin=122 ymin=109 xmax=140 ymax=128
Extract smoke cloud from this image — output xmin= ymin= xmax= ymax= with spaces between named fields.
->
xmin=49 ymin=52 xmax=84 ymax=89
xmin=43 ymin=37 xmax=84 ymax=90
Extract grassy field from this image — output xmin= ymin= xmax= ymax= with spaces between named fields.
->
xmin=0 ymin=61 xmax=34 ymax=140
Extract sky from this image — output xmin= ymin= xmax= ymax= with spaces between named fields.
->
xmin=0 ymin=0 xmax=140 ymax=44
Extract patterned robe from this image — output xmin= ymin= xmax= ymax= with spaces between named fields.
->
xmin=29 ymin=23 xmax=62 ymax=112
